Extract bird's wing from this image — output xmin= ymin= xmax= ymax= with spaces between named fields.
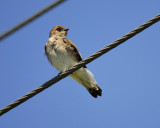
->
xmin=63 ymin=38 xmax=87 ymax=68
xmin=63 ymin=38 xmax=82 ymax=61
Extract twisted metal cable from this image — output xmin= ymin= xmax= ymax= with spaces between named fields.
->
xmin=0 ymin=0 xmax=66 ymax=41
xmin=0 ymin=15 xmax=159 ymax=116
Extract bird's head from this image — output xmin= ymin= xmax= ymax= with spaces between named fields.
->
xmin=49 ymin=25 xmax=69 ymax=37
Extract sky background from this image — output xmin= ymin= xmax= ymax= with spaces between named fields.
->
xmin=0 ymin=0 xmax=160 ymax=128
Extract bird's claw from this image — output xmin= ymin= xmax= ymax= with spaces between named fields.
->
xmin=58 ymin=72 xmax=62 ymax=76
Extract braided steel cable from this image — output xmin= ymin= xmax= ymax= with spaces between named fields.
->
xmin=0 ymin=0 xmax=66 ymax=41
xmin=0 ymin=15 xmax=159 ymax=116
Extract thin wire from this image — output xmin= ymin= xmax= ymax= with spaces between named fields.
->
xmin=0 ymin=0 xmax=66 ymax=41
xmin=0 ymin=15 xmax=159 ymax=116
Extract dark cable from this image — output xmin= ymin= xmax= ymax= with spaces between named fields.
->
xmin=0 ymin=0 xmax=66 ymax=41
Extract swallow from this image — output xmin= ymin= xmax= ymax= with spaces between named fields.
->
xmin=45 ymin=25 xmax=102 ymax=98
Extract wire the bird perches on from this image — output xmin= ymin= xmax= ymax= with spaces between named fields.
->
xmin=0 ymin=0 xmax=66 ymax=41
xmin=0 ymin=15 xmax=160 ymax=116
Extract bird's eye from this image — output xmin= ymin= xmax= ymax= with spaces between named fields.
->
xmin=56 ymin=28 xmax=62 ymax=32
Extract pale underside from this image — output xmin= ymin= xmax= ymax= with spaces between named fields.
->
xmin=45 ymin=36 xmax=97 ymax=89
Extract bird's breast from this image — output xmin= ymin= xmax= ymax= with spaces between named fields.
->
xmin=46 ymin=42 xmax=77 ymax=72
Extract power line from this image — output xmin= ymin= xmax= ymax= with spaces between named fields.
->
xmin=0 ymin=0 xmax=66 ymax=41
xmin=0 ymin=15 xmax=159 ymax=116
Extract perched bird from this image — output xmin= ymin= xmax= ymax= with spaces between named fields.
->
xmin=45 ymin=25 xmax=102 ymax=98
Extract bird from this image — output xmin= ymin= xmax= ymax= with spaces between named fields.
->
xmin=45 ymin=25 xmax=102 ymax=98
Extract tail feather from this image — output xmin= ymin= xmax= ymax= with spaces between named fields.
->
xmin=88 ymin=86 xmax=102 ymax=98
xmin=69 ymin=68 xmax=102 ymax=98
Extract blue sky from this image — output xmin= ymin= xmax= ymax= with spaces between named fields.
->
xmin=0 ymin=0 xmax=160 ymax=128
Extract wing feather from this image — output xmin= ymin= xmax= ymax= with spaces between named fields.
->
xmin=63 ymin=38 xmax=87 ymax=68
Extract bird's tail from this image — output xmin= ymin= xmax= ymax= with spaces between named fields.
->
xmin=87 ymin=85 xmax=102 ymax=98
xmin=69 ymin=67 xmax=102 ymax=98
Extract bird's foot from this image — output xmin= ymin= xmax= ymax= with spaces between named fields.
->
xmin=58 ymin=72 xmax=62 ymax=76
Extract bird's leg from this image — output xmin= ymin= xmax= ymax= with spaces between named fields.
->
xmin=58 ymin=72 xmax=62 ymax=76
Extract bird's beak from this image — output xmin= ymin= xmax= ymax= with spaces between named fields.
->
xmin=64 ymin=28 xmax=69 ymax=31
